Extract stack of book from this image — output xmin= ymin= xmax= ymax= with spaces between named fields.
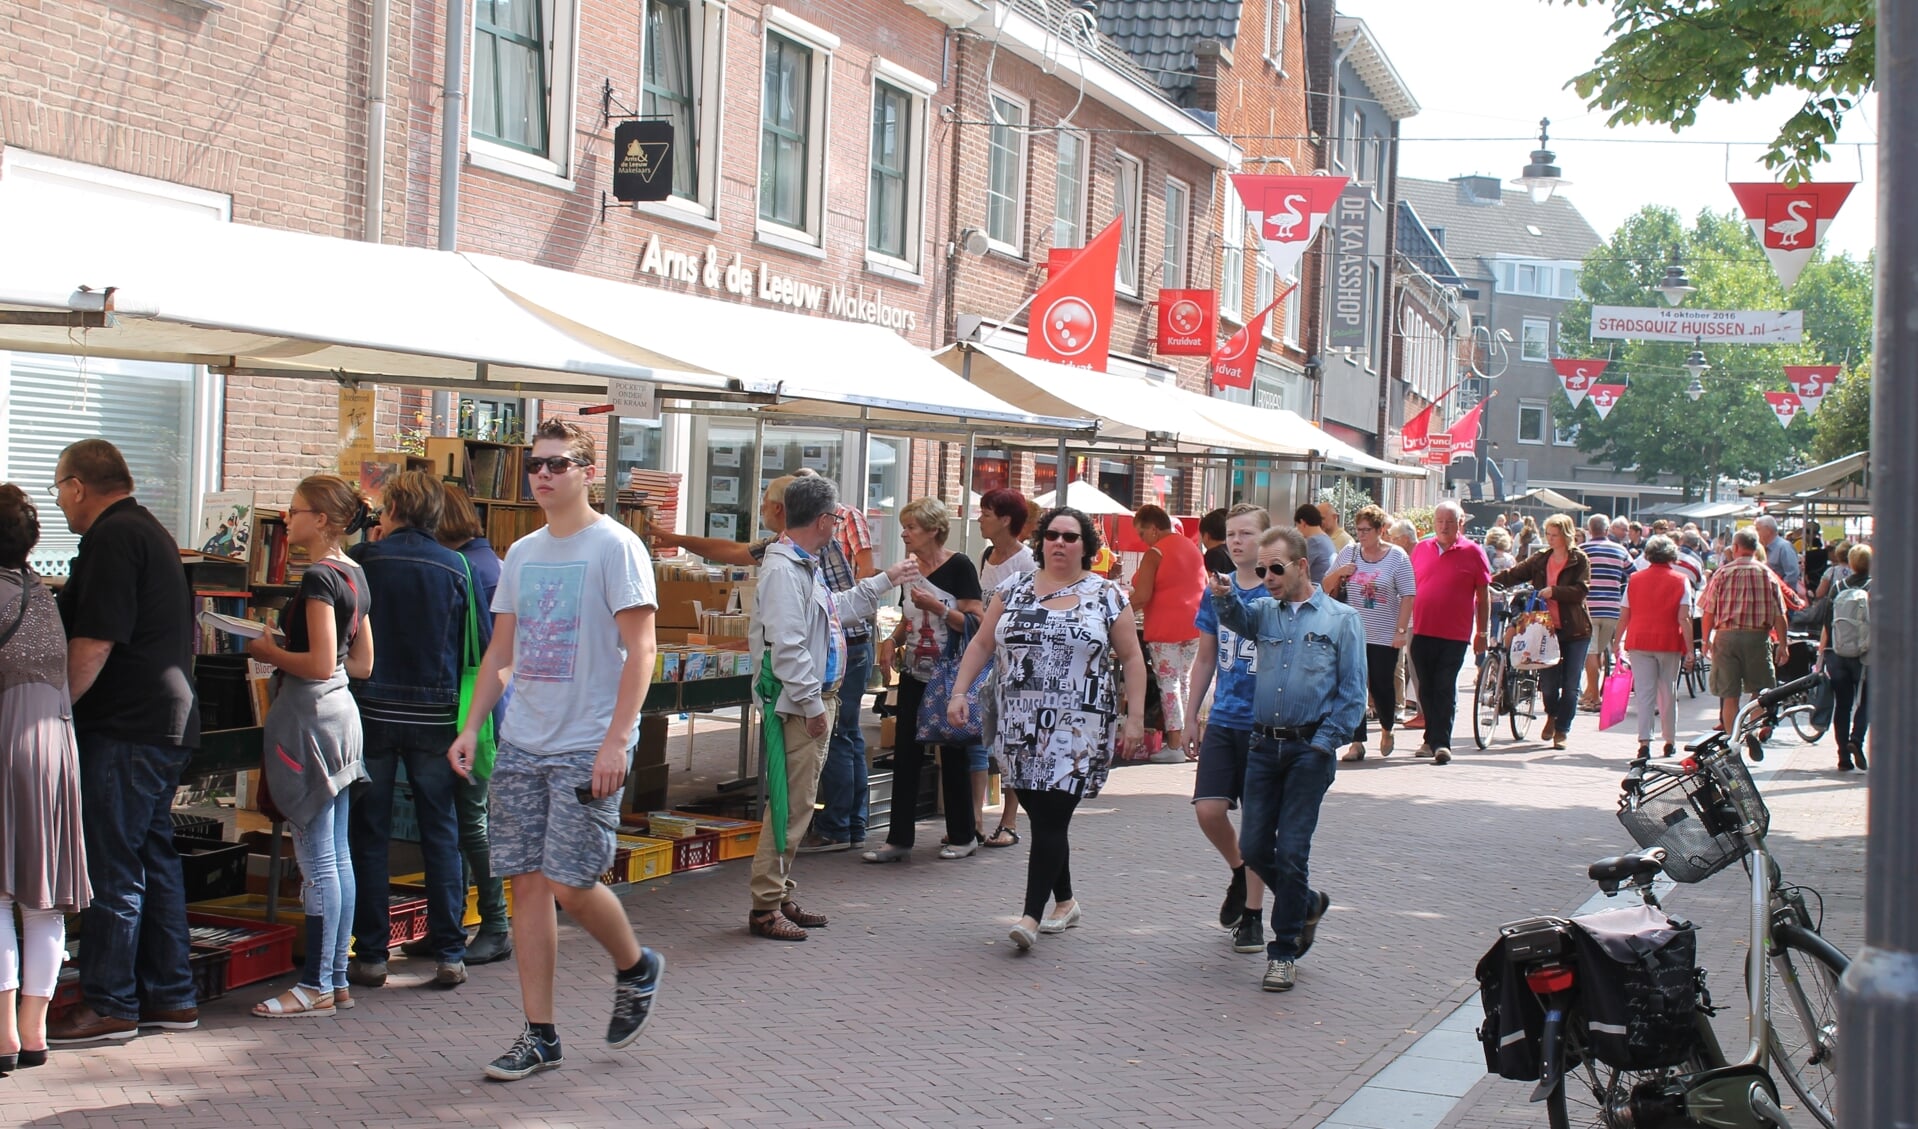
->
xmin=247 ymin=517 xmax=311 ymax=586
xmin=191 ymin=591 xmax=258 ymax=655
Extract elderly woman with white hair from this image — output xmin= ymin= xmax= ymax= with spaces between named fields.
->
xmin=1491 ymin=512 xmax=1594 ymax=751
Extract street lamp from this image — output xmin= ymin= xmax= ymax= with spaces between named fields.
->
xmin=1683 ymin=335 xmax=1709 ymax=400
xmin=1512 ymin=118 xmax=1570 ymax=204
xmin=1653 ymin=247 xmax=1697 ymax=306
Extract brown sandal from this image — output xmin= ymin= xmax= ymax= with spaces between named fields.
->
xmin=780 ymin=901 xmax=829 ymax=928
xmin=749 ymin=909 xmax=808 ymax=941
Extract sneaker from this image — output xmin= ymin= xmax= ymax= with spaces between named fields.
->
xmin=1262 ymin=959 xmax=1298 ymax=992
xmin=465 ymin=931 xmax=514 ymax=965
xmin=436 ymin=960 xmax=468 ymax=987
xmin=796 ymin=833 xmax=851 ymax=854
xmin=1297 ymin=892 xmax=1331 ymax=959
xmin=607 ymin=948 xmax=665 ymax=1049
xmin=483 ymin=1026 xmax=563 ymax=1081
xmin=1232 ymin=916 xmax=1264 ymax=954
xmin=1415 ymin=744 xmax=1435 ymax=758
xmin=1220 ymin=868 xmax=1247 ymax=929
xmin=1146 ymin=748 xmax=1186 ymax=764
xmin=347 ymin=960 xmax=388 ymax=988
xmin=46 ymin=1006 xmax=138 ymax=1044
xmin=1432 ymin=747 xmax=1452 ymax=766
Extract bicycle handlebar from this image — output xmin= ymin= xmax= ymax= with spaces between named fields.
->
xmin=1757 ymin=670 xmax=1822 ymax=710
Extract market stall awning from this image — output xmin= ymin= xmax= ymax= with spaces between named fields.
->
xmin=467 ymin=255 xmax=1094 ymax=436
xmin=938 ymin=343 xmax=1320 ymax=459
xmin=1738 ymin=452 xmax=1868 ymax=499
xmin=1508 ymin=488 xmax=1589 ymax=511
xmin=0 ymin=212 xmax=719 ymax=395
xmin=1184 ymin=397 xmax=1423 ymax=478
xmin=1640 ymin=499 xmax=1756 ymax=521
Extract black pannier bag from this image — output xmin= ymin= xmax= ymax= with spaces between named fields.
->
xmin=1568 ymin=904 xmax=1702 ymax=1070
xmin=1474 ymin=917 xmax=1570 ymax=1081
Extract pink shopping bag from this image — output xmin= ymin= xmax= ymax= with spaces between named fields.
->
xmin=1598 ymin=660 xmax=1633 ymax=732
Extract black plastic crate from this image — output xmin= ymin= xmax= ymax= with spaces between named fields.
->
xmin=189 ymin=943 xmax=230 ymax=1002
xmin=171 ymin=812 xmax=222 ymax=841
xmin=175 ymin=835 xmax=250 ymax=902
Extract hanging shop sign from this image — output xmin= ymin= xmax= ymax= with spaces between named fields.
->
xmin=1587 ymin=383 xmax=1626 ymax=421
xmin=1588 ymin=306 xmax=1802 ymax=344
xmin=1549 ymin=358 xmax=1608 ymax=409
xmin=611 ymin=121 xmax=675 ymax=203
xmin=1325 ymin=184 xmax=1372 ymax=352
xmin=1155 ymin=288 xmax=1216 ymax=355
xmin=1420 ymin=433 xmax=1453 ymax=466
xmin=632 ymin=232 xmax=918 ymax=334
xmin=608 ymin=377 xmax=660 ymax=421
xmin=1230 ymin=174 xmax=1349 ymax=280
xmin=1728 ymin=182 xmax=1855 ymax=291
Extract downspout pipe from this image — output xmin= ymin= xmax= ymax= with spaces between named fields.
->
xmin=438 ymin=0 xmax=467 ymax=252
xmin=363 ymin=0 xmax=391 ymax=243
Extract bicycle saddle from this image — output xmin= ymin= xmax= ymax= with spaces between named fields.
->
xmin=1684 ymin=731 xmax=1728 ymax=754
xmin=1588 ymin=847 xmax=1667 ymax=884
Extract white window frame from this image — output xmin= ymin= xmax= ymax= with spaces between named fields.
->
xmin=1114 ymin=150 xmax=1144 ymax=296
xmin=1521 ymin=317 xmax=1552 ymax=362
xmin=1255 ymin=259 xmax=1274 ymax=338
xmin=1161 ymin=175 xmax=1190 ymax=290
xmin=1265 ymin=0 xmax=1289 ymax=70
xmin=468 ymin=0 xmax=582 ymax=190
xmin=756 ymin=8 xmax=838 ymax=247
xmin=984 ymin=88 xmax=1029 ymax=255
xmin=1220 ymin=184 xmax=1246 ymax=323
xmin=1052 ymin=129 xmax=1087 ymax=249
xmin=1283 ymin=274 xmax=1303 ymax=345
xmin=638 ymin=0 xmax=727 ymax=222
xmin=1517 ymin=400 xmax=1548 ymax=445
xmin=864 ymin=58 xmax=935 ymax=276
xmin=1364 ymin=261 xmax=1382 ymax=372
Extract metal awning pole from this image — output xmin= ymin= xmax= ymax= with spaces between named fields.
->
xmin=959 ymin=430 xmax=977 ymax=558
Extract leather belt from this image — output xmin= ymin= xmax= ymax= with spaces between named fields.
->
xmin=1253 ymin=722 xmax=1322 ymax=743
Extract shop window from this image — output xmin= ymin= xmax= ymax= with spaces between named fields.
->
xmin=471 ymin=0 xmax=579 ymax=184
xmin=971 ymin=451 xmax=1009 ymax=495
xmin=866 ymin=64 xmax=934 ymax=273
xmin=986 ymin=90 xmax=1028 ymax=253
xmin=1114 ymin=151 xmax=1143 ymax=295
xmin=758 ymin=13 xmax=835 ymax=243
xmin=867 ymin=435 xmax=905 ymax=572
xmin=1554 ymin=417 xmax=1580 ymax=447
xmin=641 ymin=0 xmax=725 ymax=211
xmin=1518 ymin=400 xmax=1547 ymax=444
xmin=456 ymin=396 xmax=528 ymax=443
xmin=1162 ymin=176 xmax=1189 ymax=290
xmin=1220 ymin=187 xmax=1245 ymax=322
xmin=1032 ymin=455 xmax=1059 ymax=500
xmin=614 ymin=418 xmax=665 ymax=476
xmin=1521 ymin=317 xmax=1552 ymax=362
xmin=1053 ymin=130 xmax=1086 ymax=249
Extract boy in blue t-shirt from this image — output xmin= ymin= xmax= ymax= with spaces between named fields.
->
xmin=1189 ymin=504 xmax=1272 ymax=955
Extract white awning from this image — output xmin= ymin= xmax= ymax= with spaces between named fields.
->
xmin=1739 ymin=452 xmax=1868 ymax=499
xmin=0 ymin=211 xmax=714 ymax=395
xmin=1185 ymin=397 xmax=1424 ymax=478
xmin=467 ymin=255 xmax=1093 ymax=436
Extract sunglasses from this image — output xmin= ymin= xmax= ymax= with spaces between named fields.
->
xmin=1253 ymin=560 xmax=1295 ymax=578
xmin=527 ymin=455 xmax=589 ymax=475
xmin=1042 ymin=529 xmax=1083 ymax=543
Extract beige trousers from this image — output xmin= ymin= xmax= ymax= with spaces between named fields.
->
xmin=748 ymin=700 xmax=836 ymax=911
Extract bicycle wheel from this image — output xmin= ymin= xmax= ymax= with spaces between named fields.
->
xmin=1473 ymin=650 xmax=1506 ymax=749
xmin=1787 ymin=703 xmax=1826 ymax=744
xmin=1546 ymin=1023 xmax=1699 ymax=1129
xmin=1682 ymin=662 xmax=1699 ymax=699
xmin=1762 ymin=923 xmax=1848 ymax=1128
xmin=1509 ymin=671 xmax=1540 ymax=741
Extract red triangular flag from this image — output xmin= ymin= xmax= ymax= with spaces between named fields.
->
xmin=1400 ymin=402 xmax=1436 ymax=454
xmin=1729 ymin=182 xmax=1855 ymax=290
xmin=1026 ymin=219 xmax=1123 ymax=371
xmin=1587 ymin=383 xmax=1626 ymax=421
xmin=1763 ymin=390 xmax=1804 ymax=428
xmin=1550 ymin=359 xmax=1608 ymax=409
xmin=1783 ymin=365 xmax=1840 ymax=415
xmin=1444 ymin=398 xmax=1489 ymax=460
xmin=1210 ymin=285 xmax=1291 ymax=389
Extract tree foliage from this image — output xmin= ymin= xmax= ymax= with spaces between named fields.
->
xmin=1811 ymin=363 xmax=1871 ymax=463
xmin=1558 ymin=205 xmax=1872 ymax=497
xmin=1549 ymin=0 xmax=1875 ymax=180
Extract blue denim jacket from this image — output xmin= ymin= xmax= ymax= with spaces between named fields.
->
xmin=1210 ymin=588 xmax=1368 ymax=756
xmin=347 ymin=527 xmax=470 ymax=706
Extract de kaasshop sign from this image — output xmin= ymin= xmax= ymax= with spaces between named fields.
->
xmin=635 ymin=232 xmax=918 ymax=334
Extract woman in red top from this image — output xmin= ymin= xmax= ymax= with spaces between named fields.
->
xmin=1490 ymin=513 xmax=1592 ymax=750
xmin=1616 ymin=536 xmax=1696 ymax=759
xmin=1129 ymin=505 xmax=1204 ymax=764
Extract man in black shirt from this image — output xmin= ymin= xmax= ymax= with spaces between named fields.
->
xmin=46 ymin=440 xmax=202 ymax=1044
xmin=1199 ymin=508 xmax=1233 ymax=576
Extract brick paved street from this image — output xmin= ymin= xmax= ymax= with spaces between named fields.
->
xmin=6 ymin=677 xmax=1867 ymax=1129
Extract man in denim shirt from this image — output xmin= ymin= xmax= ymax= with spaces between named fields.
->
xmin=1207 ymin=526 xmax=1367 ymax=993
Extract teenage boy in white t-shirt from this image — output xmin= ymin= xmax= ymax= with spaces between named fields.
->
xmin=450 ymin=418 xmax=661 ymax=1081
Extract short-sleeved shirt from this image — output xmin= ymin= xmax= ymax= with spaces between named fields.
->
xmin=1698 ymin=556 xmax=1786 ymax=633
xmin=1763 ymin=537 xmax=1801 ymax=589
xmin=1332 ymin=542 xmax=1416 ymax=647
xmin=1410 ymin=536 xmax=1491 ymax=642
xmin=1193 ymin=573 xmax=1263 ymax=729
xmin=1140 ymin=532 xmax=1205 ymax=644
xmin=56 ymin=497 xmax=201 ymax=747
xmin=1582 ymin=537 xmax=1631 ymax=620
xmin=493 ymin=516 xmax=657 ymax=754
xmin=902 ymin=553 xmax=982 ymax=680
xmin=981 ymin=543 xmax=1036 ymax=593
xmin=1303 ymin=532 xmax=1336 ymax=585
xmin=282 ymin=559 xmax=368 ymax=667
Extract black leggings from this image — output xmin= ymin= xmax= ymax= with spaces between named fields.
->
xmin=1018 ymin=788 xmax=1081 ymax=920
xmin=1355 ymin=643 xmax=1400 ymax=742
xmin=886 ymin=674 xmax=977 ymax=849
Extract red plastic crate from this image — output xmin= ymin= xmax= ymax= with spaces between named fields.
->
xmin=185 ymin=911 xmax=296 ymax=988
xmin=669 ymin=829 xmax=720 ymax=872
xmin=386 ymin=894 xmax=429 ymax=948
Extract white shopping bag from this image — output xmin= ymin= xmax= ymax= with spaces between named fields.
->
xmin=1511 ymin=618 xmax=1562 ymax=670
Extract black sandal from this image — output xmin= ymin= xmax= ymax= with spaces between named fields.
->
xmin=982 ymin=826 xmax=1021 ymax=848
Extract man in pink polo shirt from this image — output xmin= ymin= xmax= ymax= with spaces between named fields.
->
xmin=1407 ymin=501 xmax=1491 ymax=765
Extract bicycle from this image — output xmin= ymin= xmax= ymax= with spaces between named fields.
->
xmin=1474 ymin=585 xmax=1544 ymax=749
xmin=1679 ymin=619 xmax=1709 ymax=699
xmin=1481 ymin=669 xmax=1848 ymax=1128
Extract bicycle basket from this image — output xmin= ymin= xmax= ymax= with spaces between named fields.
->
xmin=1615 ymin=751 xmax=1770 ymax=884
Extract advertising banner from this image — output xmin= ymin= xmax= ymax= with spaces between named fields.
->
xmin=1156 ymin=288 xmax=1216 ymax=356
xmin=1589 ymin=306 xmax=1802 ymax=344
xmin=1325 ymin=184 xmax=1372 ymax=351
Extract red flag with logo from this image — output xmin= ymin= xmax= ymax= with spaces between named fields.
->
xmin=1400 ymin=402 xmax=1437 ymax=455
xmin=1783 ymin=365 xmax=1840 ymax=415
xmin=1550 ymin=358 xmax=1608 ymax=409
xmin=1156 ymin=289 xmax=1216 ymax=356
xmin=1026 ymin=219 xmax=1123 ymax=371
xmin=1729 ymin=182 xmax=1855 ymax=291
xmin=1445 ymin=397 xmax=1489 ymax=461
xmin=1210 ymin=285 xmax=1291 ymax=389
xmin=1763 ymin=390 xmax=1804 ymax=428
xmin=1588 ymin=383 xmax=1626 ymax=420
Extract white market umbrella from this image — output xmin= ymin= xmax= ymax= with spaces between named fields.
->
xmin=1032 ymin=480 xmax=1136 ymax=516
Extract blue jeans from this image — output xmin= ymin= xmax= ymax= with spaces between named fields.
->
xmin=349 ymin=719 xmax=466 ymax=963
xmin=812 ymin=638 xmax=873 ymax=843
xmin=1542 ymin=635 xmax=1592 ymax=733
xmin=75 ymin=737 xmax=197 ymax=1019
xmin=1239 ymin=737 xmax=1336 ymax=961
xmin=294 ymin=789 xmax=355 ymax=992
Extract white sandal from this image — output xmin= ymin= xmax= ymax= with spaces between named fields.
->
xmin=253 ymin=985 xmax=336 ymax=1019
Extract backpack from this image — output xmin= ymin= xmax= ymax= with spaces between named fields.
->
xmin=1830 ymin=580 xmax=1870 ymax=658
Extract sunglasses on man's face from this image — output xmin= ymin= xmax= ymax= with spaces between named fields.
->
xmin=1253 ymin=560 xmax=1294 ymax=578
xmin=527 ymin=455 xmax=589 ymax=475
xmin=1042 ymin=529 xmax=1083 ymax=543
